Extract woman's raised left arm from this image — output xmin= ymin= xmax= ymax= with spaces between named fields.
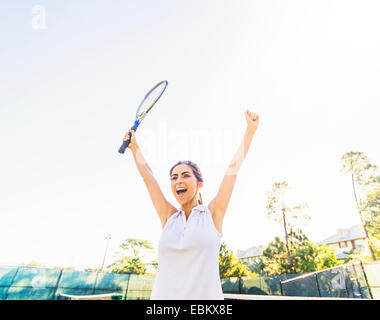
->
xmin=208 ymin=110 xmax=260 ymax=229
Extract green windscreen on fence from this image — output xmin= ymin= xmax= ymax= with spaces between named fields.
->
xmin=251 ymin=274 xmax=300 ymax=296
xmin=240 ymin=276 xmax=283 ymax=295
xmin=93 ymin=272 xmax=131 ymax=295
xmin=54 ymin=270 xmax=98 ymax=298
xmin=0 ymin=266 xmax=19 ymax=299
xmin=125 ymin=274 xmax=155 ymax=300
xmin=281 ymin=274 xmax=320 ymax=297
xmin=220 ymin=277 xmax=240 ymax=294
xmin=221 ymin=274 xmax=300 ymax=296
xmin=0 ymin=266 xmax=152 ymax=300
xmin=1 ymin=267 xmax=62 ymax=300
xmin=280 ymin=262 xmax=372 ymax=299
xmin=1 ymin=262 xmax=377 ymax=300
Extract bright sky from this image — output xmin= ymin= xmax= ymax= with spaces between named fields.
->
xmin=1 ymin=0 xmax=379 ymax=270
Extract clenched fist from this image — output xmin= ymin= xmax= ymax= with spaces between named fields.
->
xmin=245 ymin=109 xmax=259 ymax=130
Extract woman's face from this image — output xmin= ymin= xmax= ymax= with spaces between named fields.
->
xmin=170 ymin=164 xmax=203 ymax=205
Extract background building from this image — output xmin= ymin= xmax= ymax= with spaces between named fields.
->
xmin=237 ymin=224 xmax=369 ymax=264
xmin=316 ymin=224 xmax=368 ymax=259
xmin=236 ymin=246 xmax=264 ymax=265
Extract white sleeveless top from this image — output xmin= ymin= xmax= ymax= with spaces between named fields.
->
xmin=150 ymin=205 xmax=224 ymax=300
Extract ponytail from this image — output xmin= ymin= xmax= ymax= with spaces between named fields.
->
xmin=198 ymin=192 xmax=203 ymax=205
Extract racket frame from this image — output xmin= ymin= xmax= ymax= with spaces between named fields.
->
xmin=118 ymin=80 xmax=168 ymax=154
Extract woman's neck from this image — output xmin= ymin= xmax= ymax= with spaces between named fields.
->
xmin=181 ymin=200 xmax=201 ymax=219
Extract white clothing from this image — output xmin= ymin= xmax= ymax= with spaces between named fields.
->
xmin=150 ymin=205 xmax=224 ymax=300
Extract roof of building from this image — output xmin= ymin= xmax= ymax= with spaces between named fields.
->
xmin=316 ymin=224 xmax=366 ymax=245
xmin=236 ymin=246 xmax=264 ymax=259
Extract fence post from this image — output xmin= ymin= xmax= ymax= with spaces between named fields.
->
xmin=350 ymin=262 xmax=363 ymax=298
xmin=359 ymin=260 xmax=373 ymax=299
xmin=351 ymin=262 xmax=363 ymax=298
xmin=315 ymin=274 xmax=321 ymax=297
xmin=93 ymin=272 xmax=100 ymax=295
xmin=4 ymin=266 xmax=20 ymax=300
xmin=52 ymin=268 xmax=64 ymax=300
xmin=123 ymin=273 xmax=131 ymax=300
xmin=280 ymin=280 xmax=284 ymax=296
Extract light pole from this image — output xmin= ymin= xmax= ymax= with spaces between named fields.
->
xmin=100 ymin=234 xmax=112 ymax=272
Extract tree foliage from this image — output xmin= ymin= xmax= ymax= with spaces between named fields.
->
xmin=260 ymin=229 xmax=342 ymax=275
xmin=219 ymin=242 xmax=256 ymax=278
xmin=266 ymin=181 xmax=309 ymax=268
xmin=248 ymin=258 xmax=267 ymax=276
xmin=109 ymin=257 xmax=146 ymax=275
xmin=340 ymin=152 xmax=378 ymax=194
xmin=119 ymin=238 xmax=154 ymax=259
xmin=23 ymin=261 xmax=47 ymax=268
xmin=340 ymin=151 xmax=379 ymax=261
xmin=293 ymin=242 xmax=343 ymax=272
xmin=108 ymin=238 xmax=154 ymax=275
xmin=363 ymin=183 xmax=380 ymax=259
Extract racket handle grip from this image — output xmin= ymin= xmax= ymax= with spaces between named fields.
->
xmin=118 ymin=124 xmax=138 ymax=154
xmin=118 ymin=140 xmax=131 ymax=154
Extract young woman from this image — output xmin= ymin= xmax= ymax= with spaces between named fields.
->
xmin=123 ymin=110 xmax=259 ymax=300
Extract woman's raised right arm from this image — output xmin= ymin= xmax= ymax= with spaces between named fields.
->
xmin=125 ymin=130 xmax=177 ymax=227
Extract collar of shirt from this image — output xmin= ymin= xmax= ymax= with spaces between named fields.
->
xmin=174 ymin=205 xmax=207 ymax=218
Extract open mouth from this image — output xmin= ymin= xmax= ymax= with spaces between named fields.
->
xmin=176 ymin=188 xmax=187 ymax=196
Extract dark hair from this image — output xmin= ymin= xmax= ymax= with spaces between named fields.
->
xmin=169 ymin=160 xmax=204 ymax=205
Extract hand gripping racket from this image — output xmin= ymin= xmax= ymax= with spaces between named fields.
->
xmin=118 ymin=80 xmax=168 ymax=154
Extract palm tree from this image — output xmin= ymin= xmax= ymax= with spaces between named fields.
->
xmin=266 ymin=181 xmax=309 ymax=269
xmin=340 ymin=152 xmax=377 ymax=261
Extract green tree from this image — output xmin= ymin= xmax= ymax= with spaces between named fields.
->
xmin=219 ymin=242 xmax=256 ymax=278
xmin=340 ymin=151 xmax=378 ymax=261
xmin=248 ymin=258 xmax=267 ymax=276
xmin=266 ymin=181 xmax=309 ymax=269
xmin=292 ymin=242 xmax=343 ymax=272
xmin=261 ymin=229 xmax=342 ymax=275
xmin=262 ymin=236 xmax=290 ymax=275
xmin=109 ymin=257 xmax=146 ymax=275
xmin=119 ymin=238 xmax=154 ymax=259
xmin=84 ymin=267 xmax=104 ymax=273
xmin=23 ymin=261 xmax=47 ymax=268
xmin=362 ymin=182 xmax=380 ymax=259
xmin=108 ymin=238 xmax=154 ymax=275
xmin=343 ymin=248 xmax=371 ymax=263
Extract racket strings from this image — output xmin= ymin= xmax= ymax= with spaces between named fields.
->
xmin=136 ymin=81 xmax=167 ymax=120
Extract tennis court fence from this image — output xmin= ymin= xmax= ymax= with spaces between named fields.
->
xmin=0 ymin=261 xmax=378 ymax=299
xmin=0 ymin=267 xmax=154 ymax=300
xmin=222 ymin=261 xmax=379 ymax=299
xmin=280 ymin=261 xmax=373 ymax=299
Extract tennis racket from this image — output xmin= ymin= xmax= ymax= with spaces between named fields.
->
xmin=118 ymin=80 xmax=168 ymax=154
